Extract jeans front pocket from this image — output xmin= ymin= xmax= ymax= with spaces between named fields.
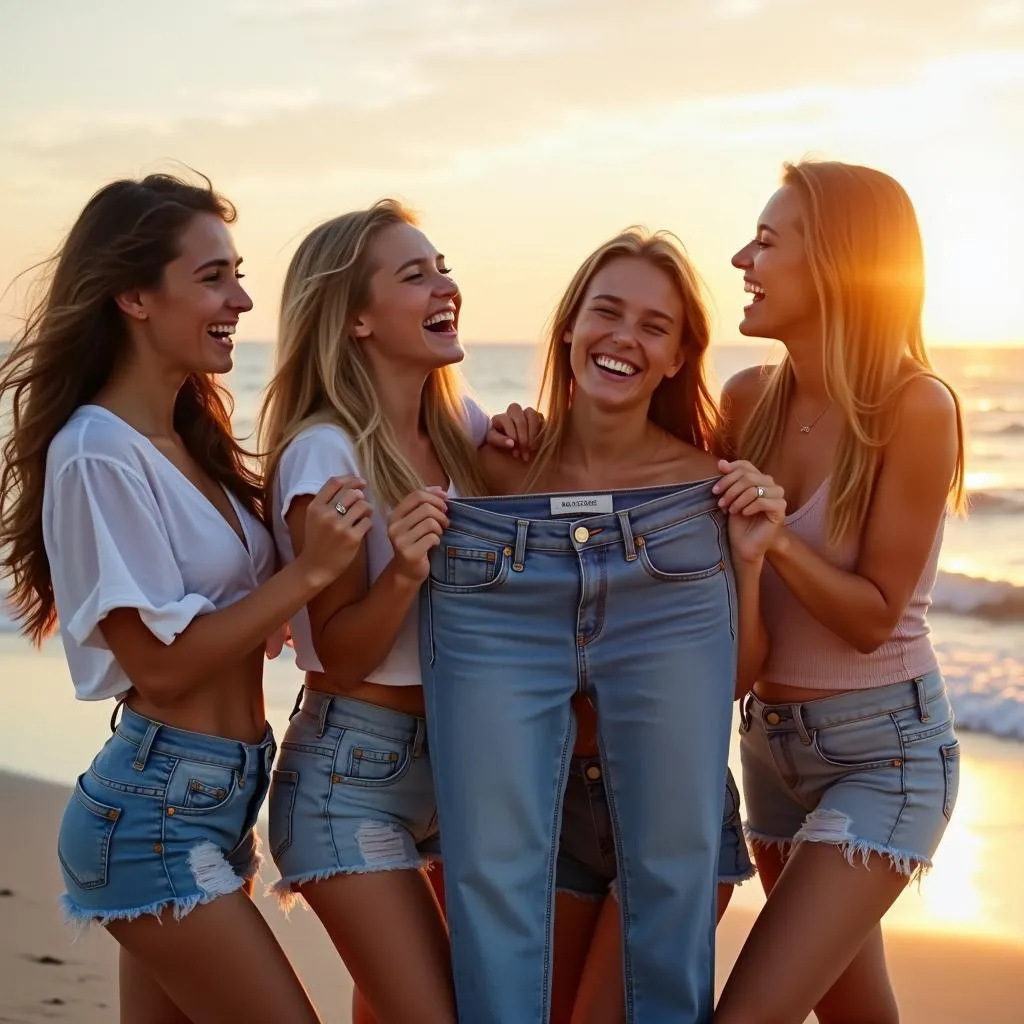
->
xmin=336 ymin=728 xmax=412 ymax=788
xmin=813 ymin=713 xmax=905 ymax=773
xmin=941 ymin=741 xmax=961 ymax=821
xmin=635 ymin=510 xmax=726 ymax=583
xmin=428 ymin=533 xmax=511 ymax=593
xmin=268 ymin=769 xmax=299 ymax=860
xmin=57 ymin=775 xmax=121 ymax=891
xmin=167 ymin=759 xmax=238 ymax=814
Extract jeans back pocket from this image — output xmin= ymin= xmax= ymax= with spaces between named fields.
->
xmin=57 ymin=776 xmax=121 ymax=891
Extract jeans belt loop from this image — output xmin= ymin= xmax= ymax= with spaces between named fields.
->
xmin=133 ymin=720 xmax=160 ymax=771
xmin=316 ymin=694 xmax=332 ymax=739
xmin=792 ymin=704 xmax=813 ymax=746
xmin=914 ymin=676 xmax=930 ymax=722
xmin=512 ymin=519 xmax=529 ymax=572
xmin=617 ymin=511 xmax=637 ymax=562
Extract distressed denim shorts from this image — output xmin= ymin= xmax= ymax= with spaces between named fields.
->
xmin=57 ymin=704 xmax=275 ymax=927
xmin=557 ymin=760 xmax=754 ymax=899
xmin=268 ymin=689 xmax=439 ymax=908
xmin=740 ymin=670 xmax=959 ymax=877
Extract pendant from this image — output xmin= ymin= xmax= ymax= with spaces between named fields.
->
xmin=799 ymin=425 xmax=811 ymax=433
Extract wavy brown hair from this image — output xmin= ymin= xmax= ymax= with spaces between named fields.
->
xmin=525 ymin=228 xmax=721 ymax=486
xmin=259 ymin=199 xmax=486 ymax=509
xmin=0 ymin=172 xmax=261 ymax=645
xmin=736 ymin=160 xmax=966 ymax=546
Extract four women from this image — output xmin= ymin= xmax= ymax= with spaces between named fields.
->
xmin=0 ymin=158 xmax=963 ymax=1023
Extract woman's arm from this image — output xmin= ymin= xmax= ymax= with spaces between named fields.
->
xmin=290 ymin=488 xmax=449 ymax=691
xmin=97 ymin=476 xmax=369 ymax=705
xmin=720 ymin=373 xmax=960 ymax=653
xmin=715 ymin=456 xmax=785 ymax=698
xmin=733 ymin=558 xmax=769 ymax=699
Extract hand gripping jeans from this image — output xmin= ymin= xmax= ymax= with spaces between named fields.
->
xmin=419 ymin=480 xmax=738 ymax=1023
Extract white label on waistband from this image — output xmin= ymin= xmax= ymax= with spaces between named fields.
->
xmin=549 ymin=494 xmax=614 ymax=516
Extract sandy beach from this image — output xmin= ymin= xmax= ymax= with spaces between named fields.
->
xmin=2 ymin=765 xmax=1023 ymax=1023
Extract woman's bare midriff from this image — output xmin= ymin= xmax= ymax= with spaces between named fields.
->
xmin=125 ymin=645 xmax=268 ymax=744
xmin=753 ymin=680 xmax=861 ymax=704
xmin=305 ymin=674 xmax=427 ymax=717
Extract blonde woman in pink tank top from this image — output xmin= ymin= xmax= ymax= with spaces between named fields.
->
xmin=712 ymin=161 xmax=967 ymax=1024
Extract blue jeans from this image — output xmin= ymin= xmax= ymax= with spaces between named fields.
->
xmin=420 ymin=481 xmax=737 ymax=1023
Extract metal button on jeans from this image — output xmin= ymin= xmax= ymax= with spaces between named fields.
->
xmin=765 ymin=711 xmax=781 ymax=725
xmin=573 ymin=526 xmax=590 ymax=544
xmin=585 ymin=764 xmax=602 ymax=781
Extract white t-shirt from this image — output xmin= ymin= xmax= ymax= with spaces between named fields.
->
xmin=272 ymin=398 xmax=490 ymax=686
xmin=42 ymin=405 xmax=277 ymax=701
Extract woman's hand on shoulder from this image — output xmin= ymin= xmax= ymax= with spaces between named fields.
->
xmin=714 ymin=458 xmax=786 ymax=565
xmin=486 ymin=403 xmax=545 ymax=461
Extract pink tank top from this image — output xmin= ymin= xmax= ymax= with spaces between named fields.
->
xmin=759 ymin=479 xmax=941 ymax=689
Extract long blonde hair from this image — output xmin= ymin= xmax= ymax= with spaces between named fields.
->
xmin=258 ymin=199 xmax=486 ymax=508
xmin=737 ymin=161 xmax=966 ymax=546
xmin=526 ymin=228 xmax=720 ymax=486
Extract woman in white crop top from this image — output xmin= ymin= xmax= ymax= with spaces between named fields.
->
xmin=0 ymin=174 xmax=367 ymax=1023
xmin=713 ymin=162 xmax=968 ymax=1023
xmin=258 ymin=199 xmax=541 ymax=1024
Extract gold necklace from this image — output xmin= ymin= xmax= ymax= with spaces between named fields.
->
xmin=796 ymin=402 xmax=831 ymax=434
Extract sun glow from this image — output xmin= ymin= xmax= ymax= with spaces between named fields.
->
xmin=916 ymin=162 xmax=1023 ymax=346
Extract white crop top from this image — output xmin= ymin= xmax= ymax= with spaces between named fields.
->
xmin=42 ymin=405 xmax=277 ymax=701
xmin=272 ymin=398 xmax=490 ymax=686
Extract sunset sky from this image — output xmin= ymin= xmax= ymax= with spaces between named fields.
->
xmin=1 ymin=0 xmax=1022 ymax=346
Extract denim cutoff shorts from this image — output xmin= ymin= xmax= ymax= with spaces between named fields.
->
xmin=557 ymin=760 xmax=754 ymax=899
xmin=57 ymin=704 xmax=275 ymax=926
xmin=740 ymin=670 xmax=960 ymax=876
xmin=268 ymin=689 xmax=440 ymax=908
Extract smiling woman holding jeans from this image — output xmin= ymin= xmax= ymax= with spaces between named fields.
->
xmin=420 ymin=228 xmax=786 ymax=1024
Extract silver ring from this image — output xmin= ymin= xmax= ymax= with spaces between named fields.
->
xmin=755 ymin=486 xmax=765 ymax=499
xmin=335 ymin=501 xmax=348 ymax=517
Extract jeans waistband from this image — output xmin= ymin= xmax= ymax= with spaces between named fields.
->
xmin=444 ymin=479 xmax=721 ymax=557
xmin=742 ymin=670 xmax=946 ymax=735
xmin=293 ymin=687 xmax=428 ymax=756
xmin=112 ymin=704 xmax=275 ymax=775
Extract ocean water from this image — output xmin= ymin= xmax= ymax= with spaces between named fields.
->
xmin=3 ymin=340 xmax=1023 ymax=743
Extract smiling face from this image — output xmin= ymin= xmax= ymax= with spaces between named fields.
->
xmin=731 ymin=184 xmax=819 ymax=344
xmin=124 ymin=211 xmax=252 ymax=375
xmin=566 ymin=255 xmax=685 ymax=410
xmin=353 ymin=221 xmax=463 ymax=372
